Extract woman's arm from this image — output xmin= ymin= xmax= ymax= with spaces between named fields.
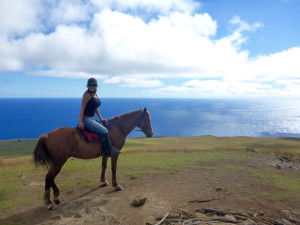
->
xmin=78 ymin=93 xmax=90 ymax=129
xmin=96 ymin=108 xmax=104 ymax=121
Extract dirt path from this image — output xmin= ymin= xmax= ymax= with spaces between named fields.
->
xmin=1 ymin=153 xmax=299 ymax=225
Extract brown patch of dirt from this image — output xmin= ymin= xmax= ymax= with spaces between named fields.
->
xmin=0 ymin=153 xmax=299 ymax=225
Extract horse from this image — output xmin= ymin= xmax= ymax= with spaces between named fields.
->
xmin=33 ymin=108 xmax=153 ymax=210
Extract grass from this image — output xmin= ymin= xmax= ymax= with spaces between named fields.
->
xmin=0 ymin=136 xmax=300 ymax=216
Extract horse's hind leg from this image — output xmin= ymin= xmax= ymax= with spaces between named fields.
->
xmin=44 ymin=162 xmax=65 ymax=209
xmin=52 ymin=169 xmax=63 ymax=205
xmin=44 ymin=167 xmax=56 ymax=209
xmin=100 ymin=156 xmax=110 ymax=186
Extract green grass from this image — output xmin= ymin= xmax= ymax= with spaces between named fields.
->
xmin=0 ymin=139 xmax=37 ymax=158
xmin=0 ymin=136 xmax=300 ymax=216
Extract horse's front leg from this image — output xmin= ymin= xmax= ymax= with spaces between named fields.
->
xmin=100 ymin=156 xmax=110 ymax=186
xmin=111 ymin=155 xmax=123 ymax=191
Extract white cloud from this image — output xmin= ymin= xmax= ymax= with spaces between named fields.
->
xmin=0 ymin=0 xmax=42 ymax=37
xmin=0 ymin=0 xmax=300 ymax=97
xmin=91 ymin=0 xmax=200 ymax=14
xmin=45 ymin=0 xmax=92 ymax=26
xmin=104 ymin=76 xmax=163 ymax=87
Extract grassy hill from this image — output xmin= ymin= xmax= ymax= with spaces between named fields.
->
xmin=0 ymin=136 xmax=300 ymax=220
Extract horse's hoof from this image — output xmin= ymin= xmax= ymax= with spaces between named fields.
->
xmin=100 ymin=180 xmax=110 ymax=187
xmin=54 ymin=199 xmax=61 ymax=205
xmin=115 ymin=185 xmax=123 ymax=191
xmin=47 ymin=203 xmax=56 ymax=210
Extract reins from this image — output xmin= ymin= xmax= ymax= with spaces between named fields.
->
xmin=108 ymin=109 xmax=148 ymax=135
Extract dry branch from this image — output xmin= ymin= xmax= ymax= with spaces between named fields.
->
xmin=287 ymin=215 xmax=300 ymax=224
xmin=194 ymin=208 xmax=226 ymax=216
xmin=155 ymin=210 xmax=170 ymax=225
xmin=190 ymin=199 xmax=218 ymax=203
xmin=173 ymin=208 xmax=195 ymax=218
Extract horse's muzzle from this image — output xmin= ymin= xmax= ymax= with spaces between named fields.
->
xmin=146 ymin=131 xmax=153 ymax=138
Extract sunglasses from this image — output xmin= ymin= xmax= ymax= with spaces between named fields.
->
xmin=88 ymin=84 xmax=97 ymax=87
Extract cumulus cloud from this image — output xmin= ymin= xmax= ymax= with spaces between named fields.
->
xmin=90 ymin=0 xmax=200 ymax=14
xmin=104 ymin=76 xmax=163 ymax=87
xmin=0 ymin=0 xmax=299 ymax=97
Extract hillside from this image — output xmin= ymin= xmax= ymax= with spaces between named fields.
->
xmin=0 ymin=136 xmax=299 ymax=225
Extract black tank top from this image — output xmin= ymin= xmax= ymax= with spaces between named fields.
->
xmin=84 ymin=95 xmax=101 ymax=117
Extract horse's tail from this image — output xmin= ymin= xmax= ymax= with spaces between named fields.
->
xmin=33 ymin=134 xmax=52 ymax=169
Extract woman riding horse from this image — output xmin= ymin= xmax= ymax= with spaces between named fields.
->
xmin=79 ymin=78 xmax=120 ymax=157
xmin=33 ymin=84 xmax=153 ymax=210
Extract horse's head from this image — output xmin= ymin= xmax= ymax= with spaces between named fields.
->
xmin=137 ymin=108 xmax=153 ymax=138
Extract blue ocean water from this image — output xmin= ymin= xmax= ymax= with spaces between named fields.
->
xmin=1 ymin=98 xmax=300 ymax=140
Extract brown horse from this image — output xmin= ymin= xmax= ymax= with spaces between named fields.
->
xmin=33 ymin=108 xmax=153 ymax=209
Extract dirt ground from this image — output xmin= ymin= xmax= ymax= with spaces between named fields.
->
xmin=1 ymin=152 xmax=299 ymax=225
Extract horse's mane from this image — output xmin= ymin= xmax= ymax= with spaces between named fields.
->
xmin=109 ymin=109 xmax=141 ymax=122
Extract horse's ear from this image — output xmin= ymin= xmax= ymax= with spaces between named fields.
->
xmin=144 ymin=107 xmax=147 ymax=112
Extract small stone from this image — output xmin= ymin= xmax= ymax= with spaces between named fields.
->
xmin=132 ymin=196 xmax=147 ymax=207
xmin=224 ymin=215 xmax=238 ymax=223
xmin=213 ymin=215 xmax=237 ymax=224
xmin=104 ymin=215 xmax=117 ymax=223
xmin=73 ymin=213 xmax=82 ymax=218
xmin=216 ymin=187 xmax=222 ymax=191
xmin=246 ymin=148 xmax=256 ymax=152
xmin=195 ymin=212 xmax=207 ymax=218
xmin=242 ymin=219 xmax=257 ymax=225
xmin=146 ymin=222 xmax=153 ymax=225
xmin=281 ymin=209 xmax=291 ymax=217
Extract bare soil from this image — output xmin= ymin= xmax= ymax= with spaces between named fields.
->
xmin=1 ymin=152 xmax=299 ymax=225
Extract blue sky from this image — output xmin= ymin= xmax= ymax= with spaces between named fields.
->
xmin=0 ymin=0 xmax=299 ymax=98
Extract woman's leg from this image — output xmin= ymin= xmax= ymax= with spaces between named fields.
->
xmin=83 ymin=118 xmax=120 ymax=157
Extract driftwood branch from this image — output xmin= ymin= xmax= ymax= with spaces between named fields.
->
xmin=155 ymin=210 xmax=170 ymax=225
xmin=287 ymin=215 xmax=300 ymax=224
xmin=263 ymin=218 xmax=286 ymax=225
xmin=194 ymin=208 xmax=226 ymax=216
xmin=190 ymin=199 xmax=218 ymax=203
xmin=173 ymin=208 xmax=195 ymax=218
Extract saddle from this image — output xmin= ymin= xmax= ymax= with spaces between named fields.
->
xmin=76 ymin=121 xmax=107 ymax=143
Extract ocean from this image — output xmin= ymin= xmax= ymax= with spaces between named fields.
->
xmin=1 ymin=98 xmax=300 ymax=140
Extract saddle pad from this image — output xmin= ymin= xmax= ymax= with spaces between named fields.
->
xmin=77 ymin=128 xmax=101 ymax=142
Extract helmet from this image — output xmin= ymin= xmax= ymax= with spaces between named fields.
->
xmin=87 ymin=78 xmax=97 ymax=86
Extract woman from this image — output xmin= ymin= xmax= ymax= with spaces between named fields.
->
xmin=78 ymin=77 xmax=120 ymax=157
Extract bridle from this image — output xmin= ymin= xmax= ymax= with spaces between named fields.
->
xmin=108 ymin=109 xmax=151 ymax=136
xmin=136 ymin=110 xmax=151 ymax=135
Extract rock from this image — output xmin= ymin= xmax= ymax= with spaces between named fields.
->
xmin=246 ymin=148 xmax=256 ymax=152
xmin=282 ymin=219 xmax=293 ymax=225
xmin=224 ymin=215 xmax=238 ymax=223
xmin=216 ymin=187 xmax=223 ymax=191
xmin=195 ymin=212 xmax=208 ymax=218
xmin=104 ymin=215 xmax=116 ymax=223
xmin=146 ymin=221 xmax=153 ymax=225
xmin=212 ymin=215 xmax=237 ymax=223
xmin=282 ymin=209 xmax=291 ymax=217
xmin=242 ymin=219 xmax=257 ymax=225
xmin=132 ymin=196 xmax=147 ymax=207
xmin=73 ymin=213 xmax=82 ymax=218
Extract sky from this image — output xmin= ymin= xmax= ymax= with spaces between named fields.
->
xmin=0 ymin=0 xmax=299 ymax=98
